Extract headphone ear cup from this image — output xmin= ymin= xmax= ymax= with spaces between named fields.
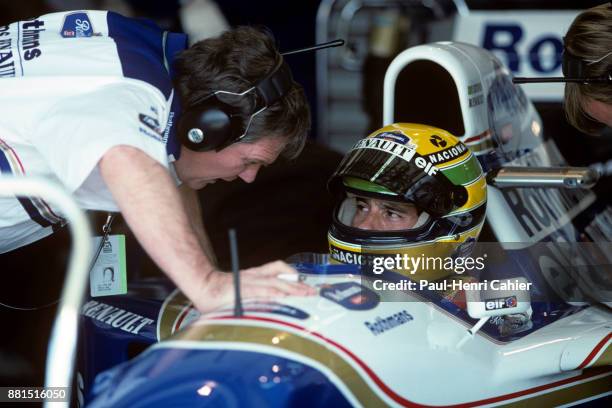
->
xmin=178 ymin=99 xmax=235 ymax=152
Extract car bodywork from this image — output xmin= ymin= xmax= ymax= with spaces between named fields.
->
xmin=78 ymin=42 xmax=611 ymax=407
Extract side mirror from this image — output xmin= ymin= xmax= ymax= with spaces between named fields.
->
xmin=457 ymin=278 xmax=532 ymax=347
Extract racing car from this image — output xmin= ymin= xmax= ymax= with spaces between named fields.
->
xmin=69 ymin=40 xmax=612 ymax=407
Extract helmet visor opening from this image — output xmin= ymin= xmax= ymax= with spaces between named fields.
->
xmin=330 ymin=146 xmax=467 ymax=217
xmin=337 ymin=195 xmax=431 ymax=232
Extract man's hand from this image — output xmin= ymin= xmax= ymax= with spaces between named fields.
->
xmin=193 ymin=260 xmax=316 ymax=313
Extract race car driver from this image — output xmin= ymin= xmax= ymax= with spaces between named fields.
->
xmin=326 ymin=123 xmax=488 ymax=307
xmin=326 ymin=123 xmax=533 ymax=335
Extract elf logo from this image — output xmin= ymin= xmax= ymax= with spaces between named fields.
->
xmin=414 ymin=155 xmax=439 ymax=176
xmin=485 ymin=295 xmax=517 ymax=311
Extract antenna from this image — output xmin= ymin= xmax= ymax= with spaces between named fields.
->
xmin=228 ymin=228 xmax=243 ymax=317
xmin=281 ymin=39 xmax=344 ymax=56
xmin=513 ymin=75 xmax=612 ymax=84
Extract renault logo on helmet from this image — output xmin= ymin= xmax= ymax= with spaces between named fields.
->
xmin=430 ymin=135 xmax=447 ymax=148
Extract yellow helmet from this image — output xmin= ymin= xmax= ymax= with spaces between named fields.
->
xmin=327 ymin=123 xmax=487 ymax=281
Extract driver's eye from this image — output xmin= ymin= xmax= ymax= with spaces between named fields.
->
xmin=356 ymin=201 xmax=368 ymax=211
xmin=386 ymin=210 xmax=400 ymax=219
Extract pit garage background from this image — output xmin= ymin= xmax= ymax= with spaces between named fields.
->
xmin=1 ymin=0 xmax=610 ymax=284
xmin=0 ymin=0 xmax=610 ymax=388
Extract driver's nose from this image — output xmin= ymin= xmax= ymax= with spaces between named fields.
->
xmin=352 ymin=213 xmax=377 ymax=230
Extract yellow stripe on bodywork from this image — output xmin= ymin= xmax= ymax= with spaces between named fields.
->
xmin=157 ymin=290 xmax=192 ymax=340
xmin=170 ymin=322 xmax=611 ymax=408
xmin=497 ymin=370 xmax=612 ymax=408
xmin=589 ymin=343 xmax=612 ymax=368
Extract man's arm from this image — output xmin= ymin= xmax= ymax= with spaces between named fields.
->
xmin=177 ymin=183 xmax=218 ymax=266
xmin=99 ymin=145 xmax=314 ymax=312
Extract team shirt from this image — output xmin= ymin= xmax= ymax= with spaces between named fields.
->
xmin=0 ymin=10 xmax=188 ymax=253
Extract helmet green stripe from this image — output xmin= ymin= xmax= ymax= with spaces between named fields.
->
xmin=343 ymin=177 xmax=398 ymax=196
xmin=441 ymin=155 xmax=482 ymax=185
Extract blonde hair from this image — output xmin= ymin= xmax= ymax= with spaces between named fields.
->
xmin=563 ymin=3 xmax=612 ymax=135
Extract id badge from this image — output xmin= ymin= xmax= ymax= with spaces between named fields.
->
xmin=90 ymin=234 xmax=127 ymax=297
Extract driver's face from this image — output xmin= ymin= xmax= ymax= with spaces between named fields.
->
xmin=351 ymin=196 xmax=419 ymax=231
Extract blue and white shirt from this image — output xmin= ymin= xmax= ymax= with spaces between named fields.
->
xmin=0 ymin=10 xmax=188 ymax=253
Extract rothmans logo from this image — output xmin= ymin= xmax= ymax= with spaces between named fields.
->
xmin=352 ymin=137 xmax=417 ymax=163
xmin=364 ymin=310 xmax=413 ymax=335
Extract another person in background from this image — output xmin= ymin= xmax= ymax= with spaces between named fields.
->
xmin=563 ymin=2 xmax=612 ymax=134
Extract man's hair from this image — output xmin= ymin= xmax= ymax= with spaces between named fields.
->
xmin=563 ymin=3 xmax=612 ymax=135
xmin=173 ymin=26 xmax=311 ymax=159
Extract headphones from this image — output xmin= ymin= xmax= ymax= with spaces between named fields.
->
xmin=561 ymin=47 xmax=612 ymax=83
xmin=175 ymin=38 xmax=344 ymax=152
xmin=177 ymin=57 xmax=294 ymax=152
xmin=513 ymin=46 xmax=612 ymax=84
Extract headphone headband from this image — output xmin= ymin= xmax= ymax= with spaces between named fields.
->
xmin=562 ymin=47 xmax=585 ymax=78
xmin=254 ymin=57 xmax=293 ymax=107
xmin=178 ymin=38 xmax=344 ymax=152
xmin=192 ymin=55 xmax=292 ymax=112
xmin=179 ymin=55 xmax=293 ymax=152
xmin=514 ymin=46 xmax=612 ymax=84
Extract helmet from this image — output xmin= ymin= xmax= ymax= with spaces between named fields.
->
xmin=327 ymin=123 xmax=487 ymax=281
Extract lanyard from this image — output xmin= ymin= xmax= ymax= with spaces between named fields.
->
xmin=0 ymin=213 xmax=117 ymax=311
